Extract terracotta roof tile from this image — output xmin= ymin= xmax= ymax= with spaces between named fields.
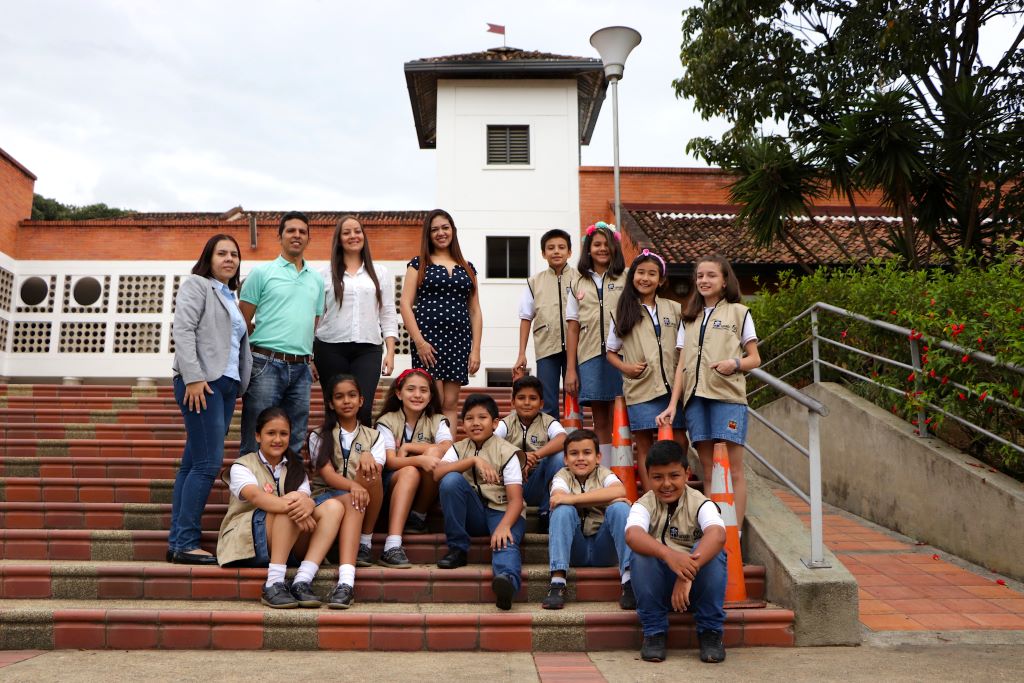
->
xmin=25 ymin=210 xmax=429 ymax=227
xmin=410 ymin=47 xmax=595 ymax=63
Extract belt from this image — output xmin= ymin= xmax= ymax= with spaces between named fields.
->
xmin=251 ymin=345 xmax=311 ymax=364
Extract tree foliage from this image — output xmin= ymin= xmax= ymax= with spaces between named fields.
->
xmin=31 ymin=194 xmax=134 ymax=221
xmin=676 ymin=0 xmax=1024 ymax=267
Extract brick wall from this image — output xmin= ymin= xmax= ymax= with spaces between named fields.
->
xmin=0 ymin=150 xmax=36 ymax=258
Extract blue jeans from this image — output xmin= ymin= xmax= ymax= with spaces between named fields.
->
xmin=522 ymin=451 xmax=566 ymax=517
xmin=438 ymin=472 xmax=525 ymax=592
xmin=548 ymin=501 xmax=631 ymax=575
xmin=535 ymin=351 xmax=567 ymax=419
xmin=170 ymin=374 xmax=239 ymax=552
xmin=632 ymin=543 xmax=727 ymax=636
xmin=240 ymin=352 xmax=313 ymax=456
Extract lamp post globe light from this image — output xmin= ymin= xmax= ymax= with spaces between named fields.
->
xmin=590 ymin=26 xmax=642 ymax=232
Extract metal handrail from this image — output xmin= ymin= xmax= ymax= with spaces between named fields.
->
xmin=749 ymin=368 xmax=828 ymax=416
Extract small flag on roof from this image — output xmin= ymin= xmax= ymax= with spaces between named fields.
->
xmin=486 ymin=23 xmax=506 ymax=35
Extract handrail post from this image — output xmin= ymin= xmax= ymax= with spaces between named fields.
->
xmin=908 ymin=337 xmax=930 ymax=438
xmin=810 ymin=309 xmax=821 ymax=384
xmin=802 ymin=409 xmax=831 ymax=568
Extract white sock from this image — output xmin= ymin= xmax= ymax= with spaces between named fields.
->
xmin=294 ymin=560 xmax=319 ymax=585
xmin=550 ymin=576 xmax=567 ymax=586
xmin=410 ymin=510 xmax=426 ymax=522
xmin=338 ymin=563 xmax=356 ymax=587
xmin=599 ymin=443 xmax=613 ymax=467
xmin=265 ymin=563 xmax=287 ymax=588
xmin=360 ymin=534 xmax=373 ymax=548
xmin=621 ymin=569 xmax=631 ymax=584
xmin=384 ymin=535 xmax=402 ymax=552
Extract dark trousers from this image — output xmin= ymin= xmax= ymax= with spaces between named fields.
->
xmin=313 ymin=339 xmax=383 ymax=426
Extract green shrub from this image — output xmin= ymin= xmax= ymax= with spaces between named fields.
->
xmin=749 ymin=247 xmax=1024 ymax=478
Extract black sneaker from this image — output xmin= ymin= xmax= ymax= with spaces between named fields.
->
xmin=326 ymin=583 xmax=355 ymax=610
xmin=378 ymin=546 xmax=412 ymax=569
xmin=641 ymin=632 xmax=667 ymax=662
xmin=541 ymin=582 xmax=566 ymax=610
xmin=289 ymin=580 xmax=321 ymax=608
xmin=492 ymin=574 xmax=515 ymax=611
xmin=536 ymin=512 xmax=549 ymax=535
xmin=356 ymin=544 xmax=373 ymax=568
xmin=404 ymin=514 xmax=428 ymax=535
xmin=261 ymin=581 xmax=298 ymax=609
xmin=619 ymin=580 xmax=636 ymax=610
xmin=698 ymin=630 xmax=726 ymax=663
xmin=436 ymin=548 xmax=468 ymax=570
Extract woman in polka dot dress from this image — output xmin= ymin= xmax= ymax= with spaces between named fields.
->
xmin=400 ymin=209 xmax=482 ymax=426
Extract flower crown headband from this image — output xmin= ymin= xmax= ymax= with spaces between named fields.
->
xmin=585 ymin=221 xmax=621 ymax=242
xmin=635 ymin=248 xmax=666 ymax=276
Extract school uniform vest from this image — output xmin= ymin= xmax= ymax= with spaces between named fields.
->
xmin=528 ymin=266 xmax=579 ymax=360
xmin=376 ymin=410 xmax=447 ymax=447
xmin=571 ymin=271 xmax=628 ymax=364
xmin=500 ymin=411 xmax=557 ymax=453
xmin=217 ymin=452 xmax=287 ymax=566
xmin=454 ymin=435 xmax=526 ymax=515
xmin=681 ymin=301 xmax=750 ymax=406
xmin=636 ymin=487 xmax=718 ymax=554
xmin=310 ymin=424 xmax=382 ymax=497
xmin=612 ymin=297 xmax=682 ymax=406
xmin=553 ymin=465 xmax=617 ymax=536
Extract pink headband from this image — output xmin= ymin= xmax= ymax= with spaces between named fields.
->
xmin=585 ymin=221 xmax=622 ymax=242
xmin=396 ymin=368 xmax=433 ymax=387
xmin=637 ymin=249 xmax=666 ymax=275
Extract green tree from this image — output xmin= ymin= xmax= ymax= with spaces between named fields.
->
xmin=676 ymin=0 xmax=1024 ymax=267
xmin=31 ymin=194 xmax=134 ymax=220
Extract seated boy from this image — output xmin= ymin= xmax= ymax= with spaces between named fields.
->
xmin=434 ymin=393 xmax=527 ymax=611
xmin=542 ymin=428 xmax=634 ymax=611
xmin=625 ymin=440 xmax=728 ymax=664
xmin=496 ymin=375 xmax=567 ymax=534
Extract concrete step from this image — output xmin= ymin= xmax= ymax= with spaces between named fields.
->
xmin=1 ymin=384 xmax=514 ymax=400
xmin=0 ymin=598 xmax=795 ymax=651
xmin=0 ymin=456 xmax=192 ymax=479
xmin=0 ymin=477 xmax=226 ymax=505
xmin=0 ymin=559 xmax=763 ymax=606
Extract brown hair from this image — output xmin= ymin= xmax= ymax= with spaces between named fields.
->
xmin=416 ymin=209 xmax=477 ymax=291
xmin=682 ymin=254 xmax=742 ymax=323
xmin=329 ymin=215 xmax=382 ymax=308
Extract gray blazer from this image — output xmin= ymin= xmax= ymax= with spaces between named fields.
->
xmin=172 ymin=274 xmax=252 ymax=394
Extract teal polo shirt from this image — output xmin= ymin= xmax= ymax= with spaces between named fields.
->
xmin=240 ymin=256 xmax=325 ymax=356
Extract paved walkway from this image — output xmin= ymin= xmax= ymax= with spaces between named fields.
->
xmin=773 ymin=489 xmax=1024 ymax=631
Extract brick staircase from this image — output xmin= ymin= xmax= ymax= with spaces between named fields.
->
xmin=0 ymin=383 xmax=795 ymax=651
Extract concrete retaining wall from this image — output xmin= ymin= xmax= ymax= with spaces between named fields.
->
xmin=746 ymin=382 xmax=1024 ymax=581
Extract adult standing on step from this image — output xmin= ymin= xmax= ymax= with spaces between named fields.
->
xmin=313 ymin=215 xmax=398 ymax=425
xmin=400 ymin=209 xmax=482 ymax=427
xmin=239 ymin=211 xmax=325 ymax=456
xmin=169 ymin=234 xmax=252 ymax=565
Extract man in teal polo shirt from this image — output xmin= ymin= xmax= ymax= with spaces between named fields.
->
xmin=239 ymin=211 xmax=325 ymax=455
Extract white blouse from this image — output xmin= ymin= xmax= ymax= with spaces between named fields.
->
xmin=316 ymin=263 xmax=399 ymax=345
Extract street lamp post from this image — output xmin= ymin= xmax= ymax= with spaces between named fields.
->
xmin=590 ymin=26 xmax=641 ymax=232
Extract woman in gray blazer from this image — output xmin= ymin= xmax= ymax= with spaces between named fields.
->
xmin=169 ymin=234 xmax=253 ymax=565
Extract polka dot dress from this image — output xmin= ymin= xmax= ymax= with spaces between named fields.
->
xmin=408 ymin=257 xmax=476 ymax=385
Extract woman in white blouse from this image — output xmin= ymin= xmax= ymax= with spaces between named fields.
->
xmin=313 ymin=215 xmax=398 ymax=425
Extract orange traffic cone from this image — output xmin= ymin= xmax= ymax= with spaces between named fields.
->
xmin=611 ymin=396 xmax=638 ymax=502
xmin=563 ymin=392 xmax=583 ymax=433
xmin=709 ymin=442 xmax=750 ymax=605
xmin=657 ymin=422 xmax=674 ymax=441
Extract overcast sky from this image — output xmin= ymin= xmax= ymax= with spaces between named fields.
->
xmin=0 ymin=0 xmax=726 ymax=212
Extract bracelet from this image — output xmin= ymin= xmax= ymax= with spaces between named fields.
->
xmin=734 ymin=357 xmax=741 ymax=372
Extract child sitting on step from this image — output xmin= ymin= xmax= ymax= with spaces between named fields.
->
xmin=434 ymin=393 xmax=526 ymax=611
xmin=496 ymin=375 xmax=567 ymax=534
xmin=217 ymin=407 xmax=344 ymax=609
xmin=373 ymin=368 xmax=454 ymax=568
xmin=307 ymin=374 xmax=388 ymax=609
xmin=541 ymin=428 xmax=634 ymax=611
xmin=626 ymin=440 xmax=727 ymax=664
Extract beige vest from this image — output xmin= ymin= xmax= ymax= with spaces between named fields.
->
xmin=570 ymin=271 xmax=628 ymax=364
xmin=217 ymin=452 xmax=287 ymax=566
xmin=310 ymin=424 xmax=382 ymax=496
xmin=612 ymin=297 xmax=681 ymax=406
xmin=376 ymin=410 xmax=447 ymax=448
xmin=681 ymin=301 xmax=750 ymax=406
xmin=553 ymin=465 xmax=617 ymax=536
xmin=529 ymin=266 xmax=579 ymax=360
xmin=636 ymin=487 xmax=717 ymax=554
xmin=501 ymin=411 xmax=557 ymax=452
xmin=455 ymin=435 xmax=526 ymax=514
